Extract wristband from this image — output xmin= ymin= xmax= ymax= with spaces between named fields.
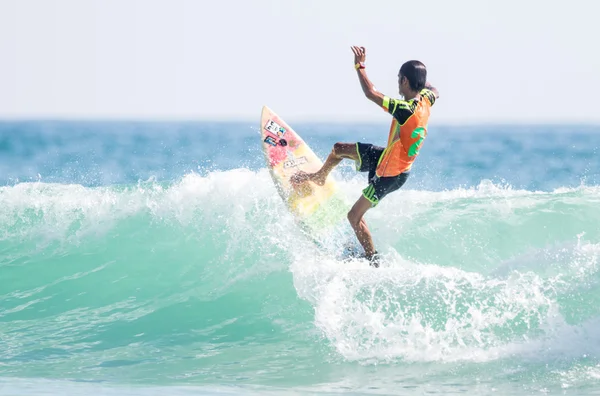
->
xmin=355 ymin=62 xmax=365 ymax=70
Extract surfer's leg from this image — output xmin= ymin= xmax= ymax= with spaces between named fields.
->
xmin=348 ymin=173 xmax=410 ymax=267
xmin=314 ymin=143 xmax=358 ymax=182
xmin=291 ymin=143 xmax=357 ymax=185
xmin=347 ymin=195 xmax=377 ymax=262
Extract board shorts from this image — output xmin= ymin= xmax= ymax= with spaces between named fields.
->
xmin=355 ymin=142 xmax=410 ymax=206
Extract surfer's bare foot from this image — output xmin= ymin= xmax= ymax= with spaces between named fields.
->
xmin=291 ymin=171 xmax=327 ymax=186
xmin=290 ymin=171 xmax=310 ymax=185
xmin=310 ymin=171 xmax=327 ymax=186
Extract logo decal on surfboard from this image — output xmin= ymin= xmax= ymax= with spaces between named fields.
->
xmin=264 ymin=136 xmax=278 ymax=146
xmin=283 ymin=156 xmax=308 ymax=169
xmin=264 ymin=119 xmax=286 ymax=137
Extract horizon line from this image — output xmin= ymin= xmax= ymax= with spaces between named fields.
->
xmin=1 ymin=116 xmax=600 ymax=128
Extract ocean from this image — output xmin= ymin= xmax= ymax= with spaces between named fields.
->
xmin=1 ymin=120 xmax=600 ymax=395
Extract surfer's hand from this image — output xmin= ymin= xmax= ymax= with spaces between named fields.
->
xmin=351 ymin=46 xmax=366 ymax=64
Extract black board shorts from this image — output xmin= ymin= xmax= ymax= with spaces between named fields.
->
xmin=355 ymin=142 xmax=410 ymax=206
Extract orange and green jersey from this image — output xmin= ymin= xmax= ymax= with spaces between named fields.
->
xmin=376 ymin=88 xmax=437 ymax=177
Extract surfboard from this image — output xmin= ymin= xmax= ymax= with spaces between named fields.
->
xmin=260 ymin=106 xmax=360 ymax=255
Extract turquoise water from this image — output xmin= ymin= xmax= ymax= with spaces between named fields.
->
xmin=1 ymin=121 xmax=600 ymax=395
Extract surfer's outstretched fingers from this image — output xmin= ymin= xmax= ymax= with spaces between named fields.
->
xmin=332 ymin=142 xmax=359 ymax=160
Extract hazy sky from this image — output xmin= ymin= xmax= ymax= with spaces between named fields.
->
xmin=1 ymin=0 xmax=599 ymax=124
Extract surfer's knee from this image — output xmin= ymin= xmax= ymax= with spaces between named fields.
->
xmin=332 ymin=142 xmax=345 ymax=157
xmin=332 ymin=142 xmax=355 ymax=158
xmin=347 ymin=209 xmax=362 ymax=228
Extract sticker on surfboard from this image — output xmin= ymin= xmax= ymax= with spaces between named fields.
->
xmin=264 ymin=119 xmax=286 ymax=137
xmin=264 ymin=136 xmax=277 ymax=146
xmin=283 ymin=156 xmax=308 ymax=169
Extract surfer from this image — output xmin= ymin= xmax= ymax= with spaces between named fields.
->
xmin=291 ymin=46 xmax=439 ymax=267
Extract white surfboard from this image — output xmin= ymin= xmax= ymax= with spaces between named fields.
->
xmin=260 ymin=106 xmax=360 ymax=254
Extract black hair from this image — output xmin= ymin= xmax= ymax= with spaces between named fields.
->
xmin=399 ymin=60 xmax=427 ymax=91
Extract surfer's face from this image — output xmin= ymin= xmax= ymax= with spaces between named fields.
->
xmin=398 ymin=74 xmax=409 ymax=98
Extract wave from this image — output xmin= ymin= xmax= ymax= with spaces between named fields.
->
xmin=1 ymin=169 xmax=599 ymax=373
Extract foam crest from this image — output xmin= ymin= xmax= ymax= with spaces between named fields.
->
xmin=0 ymin=169 xmax=286 ymax=243
xmin=292 ymin=248 xmax=571 ymax=364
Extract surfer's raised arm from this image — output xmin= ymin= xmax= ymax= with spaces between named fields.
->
xmin=353 ymin=47 xmax=440 ymax=109
xmin=352 ymin=46 xmax=385 ymax=108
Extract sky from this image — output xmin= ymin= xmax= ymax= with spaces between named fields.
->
xmin=1 ymin=0 xmax=599 ymax=124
